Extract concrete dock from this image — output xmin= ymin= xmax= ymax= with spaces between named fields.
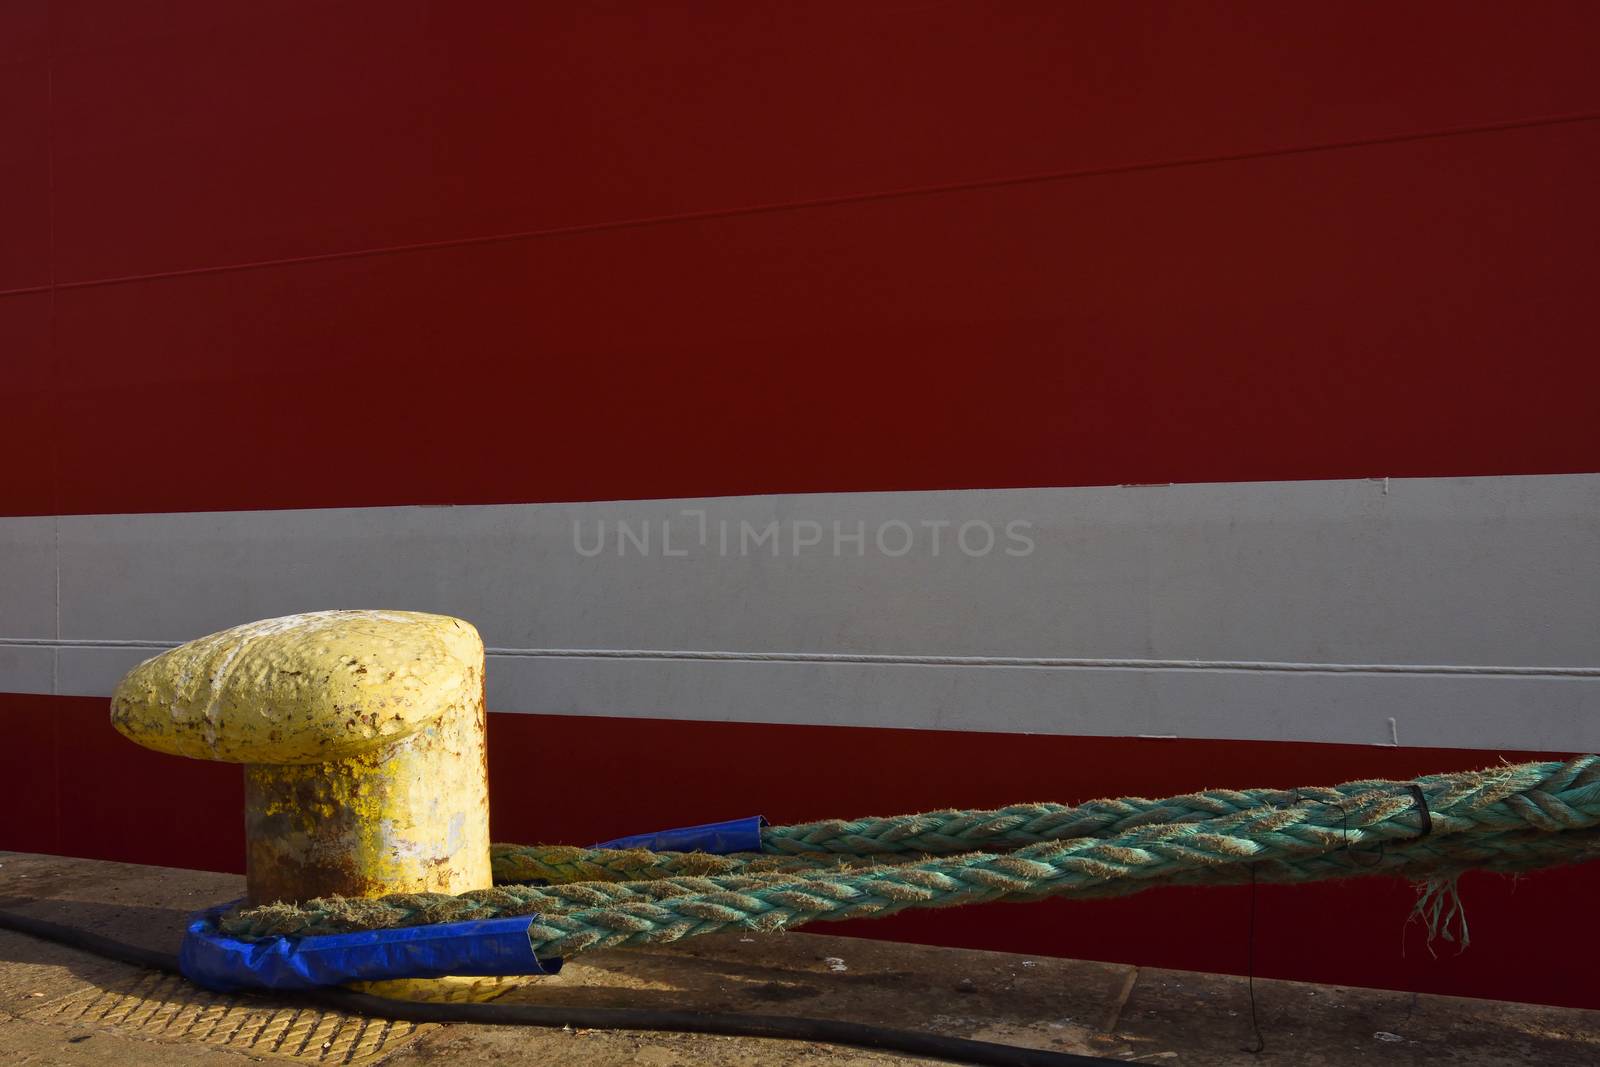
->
xmin=1 ymin=851 xmax=1596 ymax=1065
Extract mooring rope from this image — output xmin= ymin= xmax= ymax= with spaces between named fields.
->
xmin=489 ymin=756 xmax=1599 ymax=884
xmin=222 ymin=757 xmax=1600 ymax=958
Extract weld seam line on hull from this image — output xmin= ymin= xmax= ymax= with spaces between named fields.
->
xmin=5 ymin=637 xmax=1599 ymax=679
xmin=0 ymin=112 xmax=1596 ymax=301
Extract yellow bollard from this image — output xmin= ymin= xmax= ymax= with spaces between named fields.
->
xmin=112 ymin=609 xmax=505 ymax=1000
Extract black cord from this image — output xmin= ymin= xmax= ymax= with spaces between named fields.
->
xmin=1405 ymin=784 xmax=1434 ymax=839
xmin=0 ymin=908 xmax=1114 ymax=1067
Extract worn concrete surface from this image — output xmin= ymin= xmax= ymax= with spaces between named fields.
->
xmin=2 ymin=851 xmax=1598 ymax=1065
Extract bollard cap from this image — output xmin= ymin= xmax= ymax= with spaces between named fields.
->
xmin=111 ymin=610 xmax=483 ymax=765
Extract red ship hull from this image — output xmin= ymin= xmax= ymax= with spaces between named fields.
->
xmin=3 ymin=1 xmax=1599 ymax=1008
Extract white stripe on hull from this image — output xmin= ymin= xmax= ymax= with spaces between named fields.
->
xmin=3 ymin=473 xmax=1597 ymax=749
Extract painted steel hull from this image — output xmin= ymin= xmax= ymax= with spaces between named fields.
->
xmin=2 ymin=0 xmax=1598 ymax=1009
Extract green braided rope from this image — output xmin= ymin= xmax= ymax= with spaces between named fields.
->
xmin=488 ymin=843 xmax=896 ymax=884
xmin=759 ymin=757 xmax=1600 ymax=852
xmin=224 ymin=758 xmax=1600 ymax=953
xmin=226 ymin=822 xmax=1600 ymax=952
xmin=231 ymin=824 xmax=1600 ymax=939
xmin=491 ymin=757 xmax=1600 ymax=884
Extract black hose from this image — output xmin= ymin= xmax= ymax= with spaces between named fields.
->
xmin=0 ymin=909 xmax=1115 ymax=1067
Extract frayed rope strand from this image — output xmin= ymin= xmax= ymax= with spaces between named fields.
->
xmin=1410 ymin=875 xmax=1471 ymax=955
